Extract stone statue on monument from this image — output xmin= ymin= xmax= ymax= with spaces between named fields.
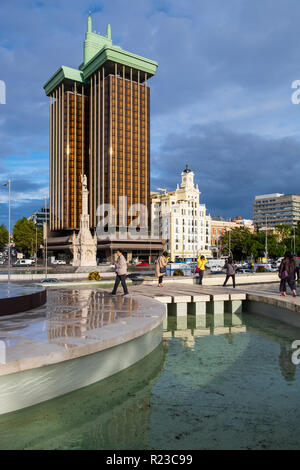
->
xmin=72 ymin=174 xmax=97 ymax=268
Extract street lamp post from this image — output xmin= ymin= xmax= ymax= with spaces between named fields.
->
xmin=2 ymin=180 xmax=11 ymax=282
xmin=35 ymin=227 xmax=38 ymax=266
xmin=43 ymin=197 xmax=48 ymax=279
xmin=293 ymin=225 xmax=296 ymax=254
xmin=265 ymin=214 xmax=268 ymax=260
xmin=257 ymin=210 xmax=269 ymax=261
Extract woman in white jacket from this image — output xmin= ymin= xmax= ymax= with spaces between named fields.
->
xmin=155 ymin=251 xmax=168 ymax=287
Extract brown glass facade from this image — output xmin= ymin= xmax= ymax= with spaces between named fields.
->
xmin=49 ymin=64 xmax=150 ymax=233
xmin=50 ymin=83 xmax=88 ymax=230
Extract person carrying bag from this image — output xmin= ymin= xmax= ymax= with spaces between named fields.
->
xmin=196 ymin=255 xmax=207 ymax=285
xmin=279 ymin=252 xmax=297 ymax=297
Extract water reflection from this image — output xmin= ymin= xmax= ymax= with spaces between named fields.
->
xmin=0 ymin=289 xmax=139 ymax=347
xmin=164 ymin=312 xmax=247 ymax=345
xmin=279 ymin=342 xmax=296 ymax=383
xmin=48 ymin=290 xmax=139 ymax=341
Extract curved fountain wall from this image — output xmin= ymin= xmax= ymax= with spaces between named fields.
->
xmin=0 ymin=284 xmax=46 ymax=316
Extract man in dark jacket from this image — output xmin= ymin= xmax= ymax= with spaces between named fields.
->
xmin=111 ymin=249 xmax=129 ymax=296
xmin=223 ymin=257 xmax=236 ymax=288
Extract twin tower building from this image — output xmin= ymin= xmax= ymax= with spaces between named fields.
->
xmin=44 ymin=17 xmax=164 ymax=261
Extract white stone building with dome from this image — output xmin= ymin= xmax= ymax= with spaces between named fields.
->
xmin=151 ymin=164 xmax=212 ymax=261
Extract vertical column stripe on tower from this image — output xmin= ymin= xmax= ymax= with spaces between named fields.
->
xmin=66 ymin=91 xmax=70 ymax=228
xmin=93 ymin=73 xmax=97 ymax=227
xmin=145 ymin=74 xmax=148 ymax=218
xmin=89 ymin=77 xmax=93 ymax=228
xmin=74 ymin=82 xmax=77 ymax=228
xmin=115 ymin=64 xmax=118 ymax=222
xmin=123 ymin=65 xmax=126 ymax=227
xmin=102 ymin=67 xmax=105 ymax=220
xmin=61 ymin=83 xmax=64 ymax=229
xmin=55 ymin=88 xmax=58 ymax=230
xmin=130 ymin=68 xmax=133 ymax=213
xmin=50 ymin=93 xmax=53 ymax=230
xmin=57 ymin=87 xmax=60 ymax=230
xmin=109 ymin=75 xmax=112 ymax=222
xmin=138 ymin=70 xmax=140 ymax=215
xmin=97 ymin=69 xmax=101 ymax=226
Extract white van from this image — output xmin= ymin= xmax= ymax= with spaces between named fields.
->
xmin=14 ymin=259 xmax=35 ymax=266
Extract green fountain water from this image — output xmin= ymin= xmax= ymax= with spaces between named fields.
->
xmin=0 ymin=312 xmax=299 ymax=450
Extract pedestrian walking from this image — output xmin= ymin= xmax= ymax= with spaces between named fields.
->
xmin=223 ymin=257 xmax=236 ymax=288
xmin=279 ymin=252 xmax=297 ymax=297
xmin=196 ymin=255 xmax=207 ymax=285
xmin=155 ymin=251 xmax=168 ymax=287
xmin=111 ymin=249 xmax=129 ymax=296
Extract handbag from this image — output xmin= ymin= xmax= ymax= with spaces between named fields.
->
xmin=160 ymin=267 xmax=166 ymax=274
xmin=279 ymin=270 xmax=289 ymax=280
xmin=195 ymin=267 xmax=201 ymax=273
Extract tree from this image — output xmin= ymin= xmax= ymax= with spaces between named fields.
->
xmin=220 ymin=227 xmax=287 ymax=260
xmin=13 ymin=218 xmax=43 ymax=256
xmin=275 ymin=224 xmax=292 ymax=241
xmin=248 ymin=239 xmax=265 ymax=259
xmin=0 ymin=224 xmax=8 ymax=251
xmin=266 ymin=234 xmax=286 ymax=258
xmin=221 ymin=227 xmax=253 ymax=260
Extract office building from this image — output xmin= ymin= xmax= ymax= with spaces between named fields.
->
xmin=253 ymin=193 xmax=300 ymax=228
xmin=28 ymin=207 xmax=50 ymax=229
xmin=44 ymin=17 xmax=164 ymax=261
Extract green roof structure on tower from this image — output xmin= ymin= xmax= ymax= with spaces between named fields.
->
xmin=44 ymin=17 xmax=158 ymax=96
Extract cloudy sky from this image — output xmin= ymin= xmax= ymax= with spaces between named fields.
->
xmin=1 ymin=0 xmax=300 ymax=227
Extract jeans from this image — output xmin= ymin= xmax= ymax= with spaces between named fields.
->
xmin=112 ymin=274 xmax=129 ymax=295
xmin=198 ymin=271 xmax=204 ymax=285
xmin=223 ymin=274 xmax=236 ymax=288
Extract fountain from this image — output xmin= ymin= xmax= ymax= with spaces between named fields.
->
xmin=0 ymin=283 xmax=46 ymax=316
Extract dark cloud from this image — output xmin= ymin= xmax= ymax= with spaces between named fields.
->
xmin=151 ymin=123 xmax=300 ymax=218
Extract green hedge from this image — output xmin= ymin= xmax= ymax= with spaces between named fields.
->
xmin=173 ymin=269 xmax=184 ymax=276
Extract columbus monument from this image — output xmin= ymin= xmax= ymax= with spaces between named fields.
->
xmin=72 ymin=174 xmax=97 ymax=267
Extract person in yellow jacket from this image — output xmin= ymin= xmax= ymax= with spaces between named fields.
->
xmin=196 ymin=255 xmax=207 ymax=285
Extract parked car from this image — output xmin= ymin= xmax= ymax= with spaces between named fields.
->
xmin=236 ymin=268 xmax=254 ymax=274
xmin=51 ymin=259 xmax=66 ymax=265
xmin=266 ymin=266 xmax=279 ymax=272
xmin=210 ymin=266 xmax=224 ymax=273
xmin=136 ymin=262 xmax=149 ymax=267
xmin=40 ymin=278 xmax=59 ymax=283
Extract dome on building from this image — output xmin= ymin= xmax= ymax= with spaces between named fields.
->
xmin=183 ymin=163 xmax=191 ymax=173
